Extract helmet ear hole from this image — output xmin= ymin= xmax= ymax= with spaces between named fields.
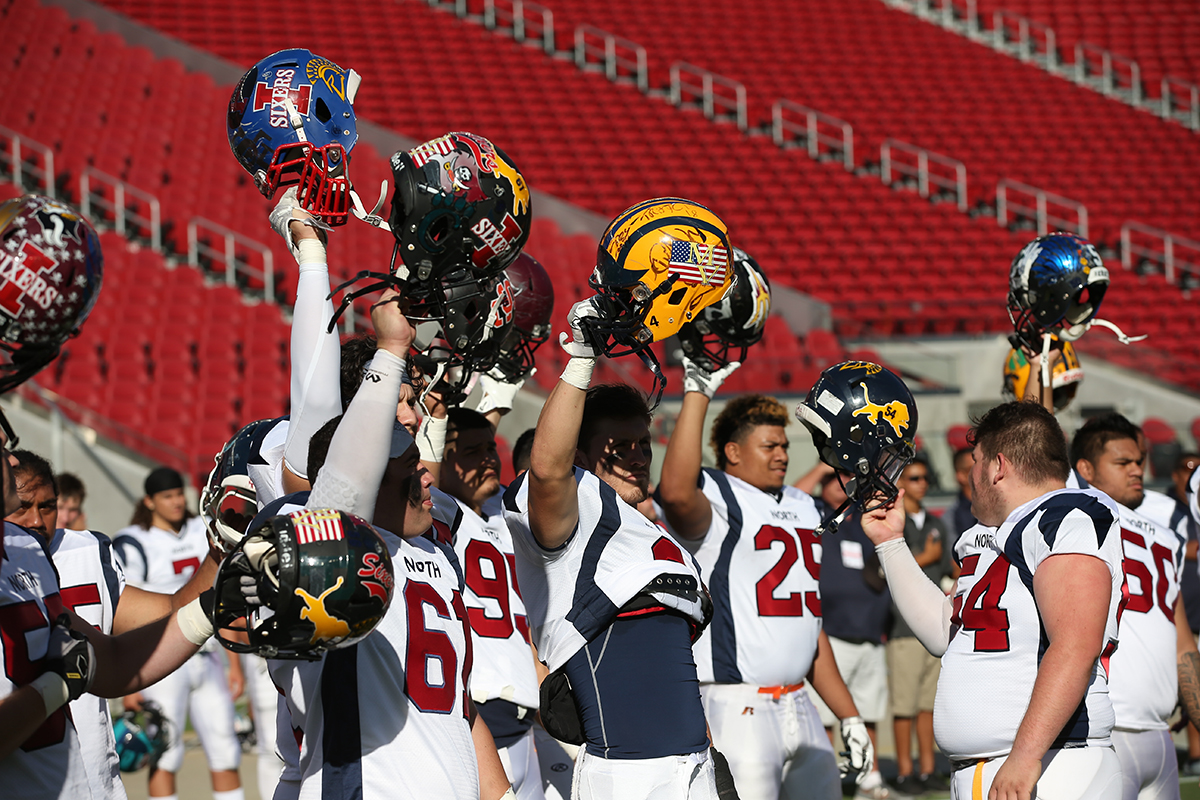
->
xmin=668 ymin=286 xmax=687 ymax=305
xmin=314 ymin=97 xmax=332 ymax=123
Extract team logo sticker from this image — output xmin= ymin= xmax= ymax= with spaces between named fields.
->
xmin=357 ymin=552 xmax=394 ymax=603
xmin=667 ymin=240 xmax=729 ymax=286
xmin=253 ymin=68 xmax=312 ymax=128
xmin=295 ymin=576 xmax=351 ymax=645
xmin=291 ymin=509 xmax=346 ymax=544
xmin=852 ymin=384 xmax=911 ymax=438
xmin=305 ymin=57 xmax=347 ymax=100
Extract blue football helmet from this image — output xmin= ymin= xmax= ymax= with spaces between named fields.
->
xmin=1007 ymin=233 xmax=1109 ymax=352
xmin=113 ymin=701 xmax=170 ymax=772
xmin=227 ymin=49 xmax=360 ymax=224
xmin=0 ymin=195 xmax=104 ymax=396
xmin=201 ymin=418 xmax=280 ymax=556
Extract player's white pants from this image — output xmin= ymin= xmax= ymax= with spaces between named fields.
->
xmin=1112 ymin=729 xmax=1180 ymax=800
xmin=949 ymin=746 xmax=1122 ymax=799
xmin=534 ymin=723 xmax=576 ymax=800
xmin=242 ymin=653 xmax=285 ymax=800
xmin=701 ymin=682 xmax=839 ymax=800
xmin=499 ymin=728 xmax=547 ymax=800
xmin=572 ymin=748 xmax=718 ymax=800
xmin=143 ymin=649 xmax=242 ymax=774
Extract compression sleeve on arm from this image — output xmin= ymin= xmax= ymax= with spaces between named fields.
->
xmin=282 ymin=258 xmax=344 ymax=480
xmin=875 ymin=539 xmax=954 ymax=656
xmin=307 ymin=350 xmax=405 ymax=520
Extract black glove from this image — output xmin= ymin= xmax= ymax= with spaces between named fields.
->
xmin=711 ymin=746 xmax=741 ymax=800
xmin=44 ymin=614 xmax=95 ymax=701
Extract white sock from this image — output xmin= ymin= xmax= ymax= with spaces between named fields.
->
xmin=150 ymin=795 xmax=178 ymax=800
xmin=213 ymin=790 xmax=244 ymax=800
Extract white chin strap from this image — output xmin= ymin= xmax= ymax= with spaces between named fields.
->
xmin=1041 ymin=332 xmax=1053 ymax=391
xmin=350 ymin=182 xmax=391 ymax=230
xmin=1088 ymin=317 xmax=1148 ymax=345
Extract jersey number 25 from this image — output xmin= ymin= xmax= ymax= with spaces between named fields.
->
xmin=754 ymin=525 xmax=821 ymax=617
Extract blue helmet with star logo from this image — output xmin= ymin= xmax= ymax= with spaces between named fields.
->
xmin=1007 ymin=232 xmax=1109 ymax=352
xmin=0 ymin=195 xmax=103 ymax=395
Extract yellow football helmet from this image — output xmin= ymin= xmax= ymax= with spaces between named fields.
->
xmin=585 ymin=198 xmax=735 ymax=354
xmin=1002 ymin=338 xmax=1084 ymax=411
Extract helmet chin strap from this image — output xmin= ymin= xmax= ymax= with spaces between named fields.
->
xmin=815 ymin=496 xmax=854 ymax=537
xmin=1040 ymin=332 xmax=1053 ymax=392
xmin=349 ymin=182 xmax=391 ymax=230
xmin=634 ymin=348 xmax=666 ymax=411
xmin=1087 ymin=317 xmax=1148 ymax=345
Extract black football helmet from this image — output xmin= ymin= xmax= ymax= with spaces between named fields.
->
xmin=796 ymin=361 xmax=918 ymax=526
xmin=0 ymin=195 xmax=104 ymax=397
xmin=200 ymin=418 xmax=279 ymax=556
xmin=211 ymin=508 xmax=395 ymax=660
xmin=492 ymin=252 xmax=554 ymax=382
xmin=409 ymin=269 xmax=515 ymax=402
xmin=677 ymin=247 xmax=771 ymax=370
xmin=1007 ymin=233 xmax=1109 ymax=352
xmin=389 ymin=131 xmax=530 ymax=284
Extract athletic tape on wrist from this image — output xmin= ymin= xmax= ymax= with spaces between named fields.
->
xmin=31 ymin=671 xmax=70 ymax=716
xmin=561 ymin=357 xmax=596 ymax=390
xmin=418 ymin=414 xmax=447 ymax=463
xmin=295 ymin=237 xmax=326 ymax=267
xmin=176 ymin=596 xmax=214 ymax=647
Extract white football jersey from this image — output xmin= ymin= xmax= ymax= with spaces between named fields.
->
xmin=48 ymin=529 xmax=127 ymax=800
xmin=1108 ymin=504 xmax=1186 ymax=731
xmin=271 ymin=529 xmax=479 ymax=800
xmin=0 ymin=523 xmax=95 ymax=800
xmin=936 ymin=489 xmax=1123 ymax=760
xmin=684 ymin=469 xmax=823 ymax=686
xmin=504 ymin=468 xmax=710 ymax=673
xmin=1188 ymin=466 xmax=1200 ymax=532
xmin=112 ymin=517 xmax=209 ymax=594
xmin=1137 ymin=489 xmax=1191 ymax=539
xmin=432 ymin=488 xmax=539 ymax=711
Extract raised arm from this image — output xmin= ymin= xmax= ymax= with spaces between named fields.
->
xmin=307 ymin=289 xmax=414 ymax=521
xmin=658 ymin=390 xmax=713 ymax=540
xmin=862 ymin=491 xmax=954 ymax=656
xmin=528 ymin=299 xmax=601 ymax=549
xmin=989 ymin=553 xmax=1112 ymax=799
xmin=274 ymin=197 xmax=343 ymax=489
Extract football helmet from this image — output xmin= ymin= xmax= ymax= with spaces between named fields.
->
xmin=493 ymin=252 xmax=554 ymax=382
xmin=112 ymin=701 xmax=170 ymax=772
xmin=389 ymin=131 xmax=531 ymax=283
xmin=228 ymin=49 xmax=360 ymax=224
xmin=796 ymin=361 xmax=918 ymax=524
xmin=1007 ymin=233 xmax=1109 ymax=351
xmin=677 ymin=246 xmax=771 ymax=370
xmin=1002 ymin=338 xmax=1083 ymax=412
xmin=0 ymin=195 xmax=104 ymax=397
xmin=211 ymin=508 xmax=394 ymax=660
xmin=200 ymin=418 xmax=279 ymax=556
xmin=409 ymin=270 xmax=516 ymax=401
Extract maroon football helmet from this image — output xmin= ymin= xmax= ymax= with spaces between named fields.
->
xmin=492 ymin=252 xmax=554 ymax=382
xmin=0 ymin=195 xmax=103 ymax=396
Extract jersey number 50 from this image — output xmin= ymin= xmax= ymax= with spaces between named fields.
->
xmin=754 ymin=525 xmax=821 ymax=617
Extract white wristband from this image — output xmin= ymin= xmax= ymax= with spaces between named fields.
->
xmin=561 ymin=357 xmax=596 ymax=391
xmin=418 ymin=414 xmax=447 ymax=463
xmin=176 ymin=596 xmax=214 ymax=647
xmin=31 ymin=672 xmax=70 ymax=716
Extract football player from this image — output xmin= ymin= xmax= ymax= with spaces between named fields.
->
xmin=0 ymin=195 xmax=225 ymax=798
xmin=657 ymin=387 xmax=872 ymax=800
xmin=854 ymin=400 xmax=1123 ymax=799
xmin=503 ymin=199 xmax=735 ymax=799
xmin=113 ymin=467 xmax=245 ymax=800
xmin=1071 ymin=414 xmax=1200 ymax=800
xmin=432 ymin=408 xmax=544 ymax=798
xmin=258 ymin=289 xmax=514 ymax=799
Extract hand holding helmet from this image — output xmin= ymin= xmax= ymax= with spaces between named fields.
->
xmin=560 ymin=297 xmax=605 ymax=359
xmin=681 ymin=356 xmax=740 ymax=399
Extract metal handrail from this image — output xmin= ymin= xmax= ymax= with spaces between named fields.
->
xmin=669 ymin=62 xmax=747 ymax=131
xmin=485 ymin=0 xmax=554 ymax=52
xmin=79 ymin=168 xmax=162 ymax=252
xmin=992 ymin=10 xmax=1057 ymax=68
xmin=0 ymin=125 xmax=55 ymax=198
xmin=1120 ymin=221 xmax=1200 ymax=285
xmin=1075 ymin=41 xmax=1142 ymax=103
xmin=1162 ymin=77 xmax=1200 ymax=131
xmin=574 ymin=25 xmax=648 ymax=91
xmin=996 ymin=179 xmax=1087 ymax=238
xmin=880 ymin=139 xmax=967 ymax=211
xmin=187 ymin=218 xmax=275 ymax=303
xmin=772 ymin=101 xmax=854 ymax=170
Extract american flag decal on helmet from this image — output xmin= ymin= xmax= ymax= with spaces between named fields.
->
xmin=668 ymin=241 xmax=728 ymax=286
xmin=292 ymin=509 xmax=346 ymax=545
